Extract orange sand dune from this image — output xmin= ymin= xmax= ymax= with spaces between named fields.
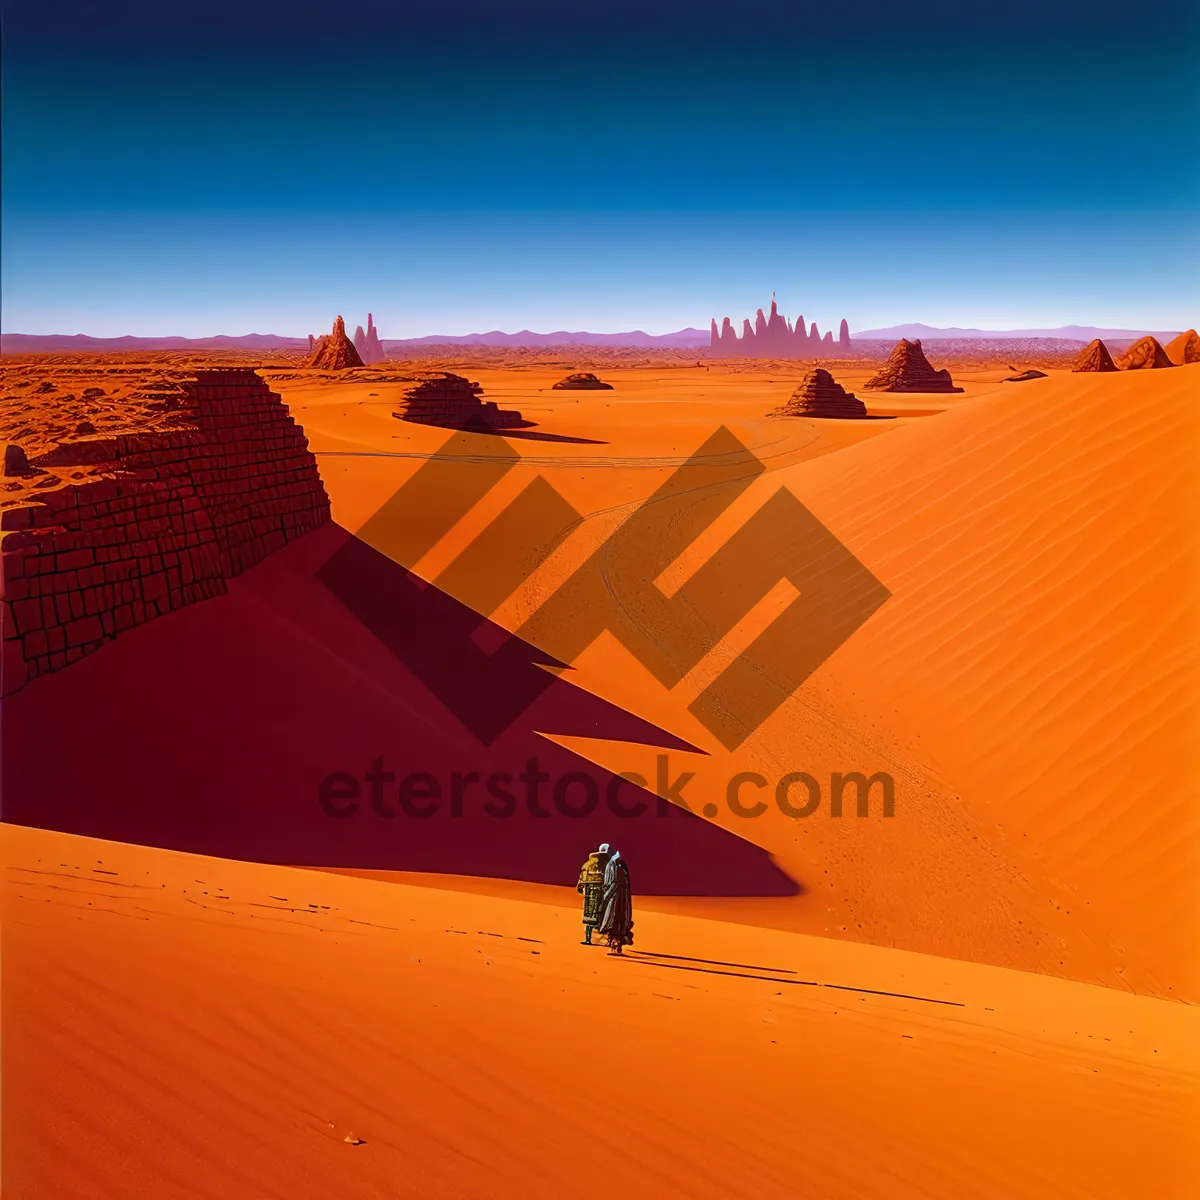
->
xmin=4 ymin=823 xmax=1198 ymax=1200
xmin=267 ymin=363 xmax=1199 ymax=1000
xmin=793 ymin=365 xmax=1200 ymax=998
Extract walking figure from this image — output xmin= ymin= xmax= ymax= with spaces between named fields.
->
xmin=576 ymin=843 xmax=611 ymax=944
xmin=596 ymin=848 xmax=633 ymax=954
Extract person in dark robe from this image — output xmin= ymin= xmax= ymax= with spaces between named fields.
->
xmin=596 ymin=848 xmax=633 ymax=954
xmin=576 ymin=842 xmax=611 ymax=944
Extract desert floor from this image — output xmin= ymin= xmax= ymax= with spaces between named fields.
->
xmin=4 ymin=354 xmax=1199 ymax=1197
xmin=5 ymin=822 xmax=1198 ymax=1199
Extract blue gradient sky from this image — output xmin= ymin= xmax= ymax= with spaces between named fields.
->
xmin=3 ymin=2 xmax=1197 ymax=336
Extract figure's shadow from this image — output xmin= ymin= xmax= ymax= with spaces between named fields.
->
xmin=2 ymin=523 xmax=800 ymax=898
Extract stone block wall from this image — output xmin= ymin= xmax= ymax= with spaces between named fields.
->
xmin=0 ymin=370 xmax=330 ymax=693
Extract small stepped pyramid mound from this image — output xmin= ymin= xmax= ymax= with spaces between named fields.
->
xmin=307 ymin=316 xmax=364 ymax=370
xmin=1115 ymin=335 xmax=1173 ymax=370
xmin=1164 ymin=329 xmax=1199 ymax=365
xmin=770 ymin=368 xmax=868 ymax=419
xmin=552 ymin=372 xmax=613 ymax=390
xmin=393 ymin=372 xmax=528 ymax=430
xmin=864 ymin=339 xmax=962 ymax=392
xmin=1072 ymin=338 xmax=1118 ymax=372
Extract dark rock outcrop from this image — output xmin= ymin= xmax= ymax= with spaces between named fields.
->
xmin=1072 ymin=339 xmax=1118 ymax=372
xmin=307 ymin=316 xmax=364 ymax=370
xmin=1003 ymin=369 xmax=1048 ymax=382
xmin=864 ymin=339 xmax=962 ymax=392
xmin=393 ymin=373 xmax=528 ymax=430
xmin=838 ymin=319 xmax=851 ymax=351
xmin=1164 ymin=329 xmax=1200 ymax=365
xmin=552 ymin=373 xmax=613 ymax=390
xmin=1115 ymin=335 xmax=1174 ymax=370
xmin=770 ymin=368 xmax=868 ymax=419
xmin=4 ymin=445 xmax=35 ymax=476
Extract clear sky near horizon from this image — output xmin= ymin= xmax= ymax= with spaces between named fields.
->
xmin=2 ymin=1 xmax=1197 ymax=338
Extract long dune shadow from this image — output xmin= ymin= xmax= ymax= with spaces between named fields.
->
xmin=462 ymin=423 xmax=609 ymax=445
xmin=2 ymin=523 xmax=800 ymax=899
xmin=399 ymin=413 xmax=608 ymax=445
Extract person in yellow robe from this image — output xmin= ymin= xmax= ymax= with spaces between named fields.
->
xmin=576 ymin=842 xmax=611 ymax=944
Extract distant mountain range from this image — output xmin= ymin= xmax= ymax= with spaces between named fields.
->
xmin=1 ymin=323 xmax=1186 ymax=355
xmin=850 ymin=323 xmax=1184 ymax=342
xmin=384 ymin=328 xmax=711 ymax=349
xmin=0 ymin=333 xmax=312 ymax=353
xmin=0 ymin=328 xmax=713 ymax=354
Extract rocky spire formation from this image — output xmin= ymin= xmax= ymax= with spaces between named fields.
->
xmin=307 ymin=316 xmax=364 ymax=370
xmin=707 ymin=296 xmax=853 ymax=359
xmin=364 ymin=313 xmax=385 ymax=364
xmin=1072 ymin=339 xmax=1118 ymax=372
xmin=864 ymin=339 xmax=962 ymax=392
xmin=771 ymin=368 xmax=868 ymax=419
xmin=350 ymin=314 xmax=386 ymax=365
xmin=1115 ymin=335 xmax=1174 ymax=370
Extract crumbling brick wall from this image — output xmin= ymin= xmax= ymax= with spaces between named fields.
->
xmin=0 ymin=370 xmax=330 ymax=693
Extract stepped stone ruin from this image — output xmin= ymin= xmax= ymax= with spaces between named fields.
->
xmin=0 ymin=370 xmax=330 ymax=693
xmin=353 ymin=313 xmax=387 ymax=365
xmin=307 ymin=316 xmax=364 ymax=370
xmin=552 ymin=372 xmax=613 ymax=390
xmin=1072 ymin=339 xmax=1118 ymax=372
xmin=770 ymin=368 xmax=867 ymax=419
xmin=864 ymin=339 xmax=962 ymax=392
xmin=1115 ymin=335 xmax=1174 ymax=370
xmin=393 ymin=373 xmax=528 ymax=430
xmin=709 ymin=294 xmax=853 ymax=359
xmin=1165 ymin=329 xmax=1200 ymax=365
